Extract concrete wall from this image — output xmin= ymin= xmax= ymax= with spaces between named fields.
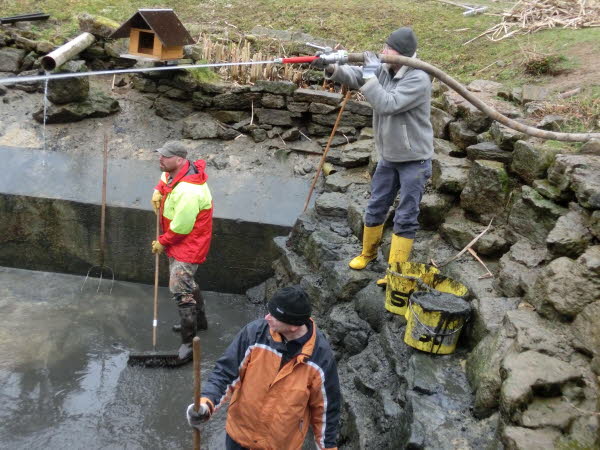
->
xmin=0 ymin=147 xmax=309 ymax=293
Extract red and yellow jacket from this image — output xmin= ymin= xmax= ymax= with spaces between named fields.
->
xmin=154 ymin=160 xmax=213 ymax=264
xmin=201 ymin=319 xmax=341 ymax=450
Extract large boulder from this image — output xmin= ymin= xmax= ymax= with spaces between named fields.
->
xmin=440 ymin=207 xmax=509 ymax=255
xmin=293 ymin=88 xmax=342 ymax=105
xmin=466 ymin=141 xmax=513 ymax=165
xmin=490 ymin=121 xmax=527 ymax=151
xmin=154 ymin=96 xmax=194 ymax=120
xmin=548 ymin=154 xmax=600 ymax=210
xmin=546 ymin=203 xmax=593 ymax=258
xmin=33 ymin=90 xmax=119 ymax=123
xmin=442 ymin=90 xmax=491 ymax=132
xmin=526 ymin=256 xmax=600 ymax=320
xmin=182 ymin=112 xmax=220 ymax=139
xmin=326 ymin=140 xmax=373 ymax=168
xmin=315 ymin=192 xmax=349 ymax=218
xmin=466 ymin=328 xmax=513 ymax=417
xmin=47 ymin=60 xmax=89 ymax=104
xmin=0 ymin=47 xmax=26 ymax=72
xmin=77 ymin=13 xmax=120 ymax=37
xmin=503 ymin=309 xmax=572 ymax=361
xmin=510 ymin=140 xmax=564 ymax=184
xmin=434 ymin=138 xmax=462 ymax=157
xmin=448 ymin=120 xmax=478 ymax=149
xmin=572 ymin=300 xmax=600 ymax=358
xmin=495 ymin=239 xmax=547 ymax=297
xmin=418 ymin=191 xmax=455 ymax=230
xmin=328 ymin=302 xmax=371 ymax=356
xmin=501 ymin=426 xmax=561 ymax=450
xmin=500 ymin=351 xmax=581 ymax=418
xmin=212 ymin=92 xmax=261 ymax=110
xmin=251 ymin=80 xmax=296 ymax=95
xmin=431 ymin=153 xmax=471 ymax=194
xmin=430 ymin=106 xmax=453 ymax=139
xmin=507 ymin=186 xmax=567 ymax=245
xmin=471 ymin=296 xmax=520 ymax=344
xmin=255 ymin=108 xmax=293 ymax=126
xmin=460 ymin=160 xmax=511 ymax=222
xmin=311 ymin=111 xmax=371 ymax=128
xmin=324 ymin=168 xmax=369 ymax=193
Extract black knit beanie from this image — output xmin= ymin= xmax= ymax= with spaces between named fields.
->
xmin=267 ymin=285 xmax=311 ymax=326
xmin=386 ymin=27 xmax=418 ymax=56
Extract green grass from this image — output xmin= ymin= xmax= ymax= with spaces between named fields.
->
xmin=3 ymin=0 xmax=599 ymax=132
xmin=3 ymin=0 xmax=597 ymax=79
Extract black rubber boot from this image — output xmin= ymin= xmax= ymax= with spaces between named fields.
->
xmin=194 ymin=287 xmax=208 ymax=331
xmin=176 ymin=305 xmax=197 ymax=363
xmin=173 ymin=288 xmax=208 ymax=332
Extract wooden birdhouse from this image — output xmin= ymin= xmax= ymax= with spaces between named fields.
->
xmin=110 ymin=9 xmax=194 ymax=61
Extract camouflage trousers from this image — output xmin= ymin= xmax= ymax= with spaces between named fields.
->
xmin=168 ymin=258 xmax=199 ymax=306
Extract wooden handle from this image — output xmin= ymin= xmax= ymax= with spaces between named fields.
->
xmin=193 ymin=336 xmax=201 ymax=450
xmin=152 ymin=212 xmax=159 ymax=350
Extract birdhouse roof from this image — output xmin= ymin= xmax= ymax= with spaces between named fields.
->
xmin=110 ymin=9 xmax=194 ymax=46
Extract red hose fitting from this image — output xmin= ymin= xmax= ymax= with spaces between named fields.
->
xmin=280 ymin=56 xmax=318 ymax=64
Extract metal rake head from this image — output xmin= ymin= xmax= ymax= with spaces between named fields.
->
xmin=81 ymin=265 xmax=115 ymax=294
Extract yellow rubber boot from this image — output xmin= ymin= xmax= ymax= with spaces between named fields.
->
xmin=349 ymin=224 xmax=384 ymax=270
xmin=377 ymin=234 xmax=414 ymax=287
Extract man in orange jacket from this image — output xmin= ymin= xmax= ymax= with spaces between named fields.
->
xmin=186 ymin=285 xmax=341 ymax=449
xmin=150 ymin=141 xmax=213 ymax=363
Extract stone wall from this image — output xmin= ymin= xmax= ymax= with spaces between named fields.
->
xmin=245 ymin=79 xmax=600 ymax=448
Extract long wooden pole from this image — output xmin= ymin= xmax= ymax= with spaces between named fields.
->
xmin=152 ymin=213 xmax=159 ymax=350
xmin=193 ymin=337 xmax=201 ymax=450
xmin=303 ymin=89 xmax=352 ymax=212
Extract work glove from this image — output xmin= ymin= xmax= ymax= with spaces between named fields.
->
xmin=151 ymin=190 xmax=162 ymax=215
xmin=186 ymin=402 xmax=210 ymax=430
xmin=151 ymin=240 xmax=164 ymax=254
xmin=362 ymin=51 xmax=381 ymax=81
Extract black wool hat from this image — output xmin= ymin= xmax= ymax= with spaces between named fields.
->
xmin=386 ymin=27 xmax=418 ymax=56
xmin=267 ymin=285 xmax=312 ymax=326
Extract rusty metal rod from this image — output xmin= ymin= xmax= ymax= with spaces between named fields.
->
xmin=303 ymin=90 xmax=352 ymax=212
xmin=347 ymin=53 xmax=600 ymax=143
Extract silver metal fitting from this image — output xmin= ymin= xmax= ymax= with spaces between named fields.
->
xmin=318 ymin=50 xmax=348 ymax=65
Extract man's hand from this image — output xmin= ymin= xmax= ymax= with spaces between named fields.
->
xmin=186 ymin=403 xmax=210 ymax=429
xmin=362 ymin=51 xmax=381 ymax=80
xmin=151 ymin=190 xmax=162 ymax=215
xmin=151 ymin=240 xmax=164 ymax=254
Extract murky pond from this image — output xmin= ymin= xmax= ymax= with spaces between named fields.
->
xmin=0 ymin=267 xmax=265 ymax=449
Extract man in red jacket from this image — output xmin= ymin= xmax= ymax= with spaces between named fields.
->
xmin=150 ymin=141 xmax=213 ymax=363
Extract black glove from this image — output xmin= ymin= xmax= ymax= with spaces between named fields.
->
xmin=186 ymin=402 xmax=210 ymax=430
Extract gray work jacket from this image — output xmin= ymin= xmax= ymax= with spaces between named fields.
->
xmin=327 ymin=63 xmax=434 ymax=163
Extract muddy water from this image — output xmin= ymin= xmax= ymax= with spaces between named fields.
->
xmin=0 ymin=267 xmax=265 ymax=449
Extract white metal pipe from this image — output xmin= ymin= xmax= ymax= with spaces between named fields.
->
xmin=41 ymin=32 xmax=96 ymax=71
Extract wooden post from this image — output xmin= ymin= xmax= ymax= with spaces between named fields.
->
xmin=193 ymin=337 xmax=201 ymax=450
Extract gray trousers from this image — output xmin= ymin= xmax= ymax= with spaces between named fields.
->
xmin=364 ymin=158 xmax=432 ymax=239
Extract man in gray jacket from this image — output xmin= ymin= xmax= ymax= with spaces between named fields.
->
xmin=318 ymin=27 xmax=433 ymax=286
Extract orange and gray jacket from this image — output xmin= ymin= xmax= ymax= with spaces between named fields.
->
xmin=154 ymin=159 xmax=213 ymax=264
xmin=201 ymin=318 xmax=341 ymax=450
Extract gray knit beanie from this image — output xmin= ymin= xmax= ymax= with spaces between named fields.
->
xmin=386 ymin=27 xmax=418 ymax=56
